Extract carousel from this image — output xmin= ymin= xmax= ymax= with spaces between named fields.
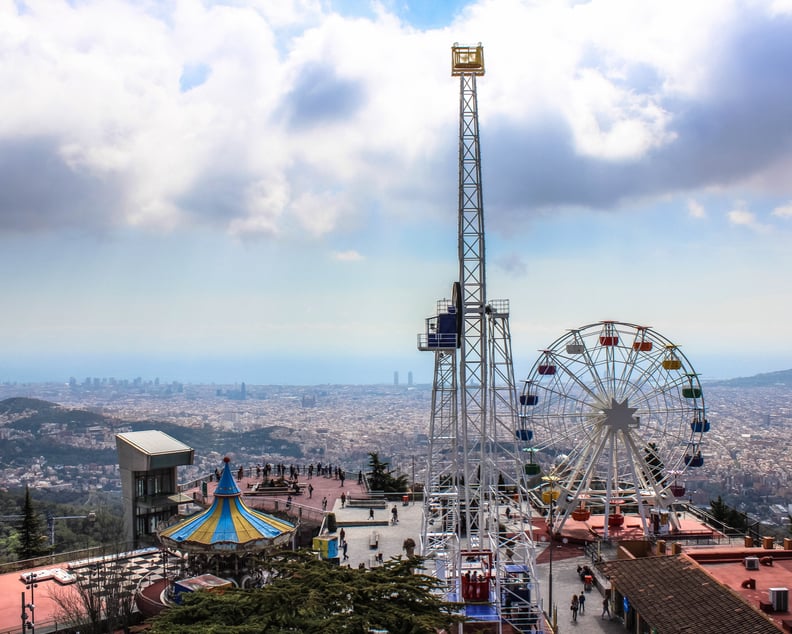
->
xmin=137 ymin=457 xmax=295 ymax=616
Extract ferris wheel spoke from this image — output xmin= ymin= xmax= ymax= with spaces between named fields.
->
xmin=547 ymin=412 xmax=594 ymax=447
xmin=622 ymin=433 xmax=653 ymax=491
xmin=532 ymin=379 xmax=601 ymax=414
xmin=625 ymin=372 xmax=691 ymax=408
xmin=560 ymin=426 xmax=609 ymax=494
xmin=614 ymin=337 xmax=644 ymax=401
xmin=543 ymin=350 xmax=606 ymax=404
xmin=618 ymin=358 xmax=666 ymax=403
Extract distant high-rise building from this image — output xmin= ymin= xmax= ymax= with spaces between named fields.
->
xmin=394 ymin=371 xmax=399 ymax=386
xmin=302 ymin=394 xmax=317 ymax=408
xmin=408 ymin=371 xmax=413 ymax=386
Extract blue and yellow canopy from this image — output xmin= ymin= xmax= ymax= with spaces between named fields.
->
xmin=159 ymin=458 xmax=294 ymax=553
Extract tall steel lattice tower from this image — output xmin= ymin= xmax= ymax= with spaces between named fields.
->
xmin=418 ymin=44 xmax=543 ymax=633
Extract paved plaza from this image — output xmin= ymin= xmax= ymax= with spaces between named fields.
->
xmin=330 ymin=498 xmax=628 ymax=633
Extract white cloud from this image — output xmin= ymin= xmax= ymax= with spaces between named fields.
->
xmin=561 ymin=68 xmax=675 ymax=160
xmin=727 ymin=204 xmax=769 ymax=232
xmin=332 ymin=250 xmax=365 ymax=262
xmin=771 ymin=201 xmax=792 ymax=218
xmin=728 ymin=209 xmax=755 ymax=225
xmin=769 ymin=0 xmax=792 ymax=16
xmin=2 ymin=0 xmax=792 ymax=240
xmin=687 ymin=199 xmax=707 ymax=219
xmin=291 ymin=191 xmax=345 ymax=237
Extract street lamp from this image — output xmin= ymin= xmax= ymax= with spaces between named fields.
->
xmin=548 ymin=500 xmax=555 ymax=622
xmin=22 ymin=571 xmax=38 ymax=632
xmin=47 ymin=511 xmax=96 ymax=556
xmin=541 ymin=474 xmax=560 ymax=622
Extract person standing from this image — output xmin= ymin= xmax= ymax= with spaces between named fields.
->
xmin=342 ymin=540 xmax=349 ymax=561
xmin=578 ymin=591 xmax=585 ymax=614
xmin=368 ymin=507 xmax=375 ymax=520
xmin=570 ymin=594 xmax=579 ymax=622
xmin=602 ymin=596 xmax=611 ymax=619
xmin=391 ymin=505 xmax=399 ymax=525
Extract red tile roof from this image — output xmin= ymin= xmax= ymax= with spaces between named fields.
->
xmin=598 ymin=554 xmax=782 ymax=633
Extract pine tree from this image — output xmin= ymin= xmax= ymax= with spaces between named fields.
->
xmin=15 ymin=486 xmax=50 ymax=560
xmin=643 ymin=442 xmax=665 ymax=484
xmin=709 ymin=495 xmax=730 ymax=524
xmin=150 ymin=552 xmax=463 ymax=633
xmin=367 ymin=452 xmax=409 ymax=492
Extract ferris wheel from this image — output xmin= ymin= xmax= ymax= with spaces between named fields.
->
xmin=519 ymin=321 xmax=708 ymax=539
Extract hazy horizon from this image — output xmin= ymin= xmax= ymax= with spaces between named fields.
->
xmin=1 ymin=351 xmax=790 ymax=386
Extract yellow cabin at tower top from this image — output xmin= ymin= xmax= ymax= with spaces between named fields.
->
xmin=451 ymin=43 xmax=485 ymax=76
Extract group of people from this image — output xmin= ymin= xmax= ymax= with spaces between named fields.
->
xmin=571 ymin=591 xmax=612 ymax=622
xmin=571 ymin=564 xmax=614 ymax=621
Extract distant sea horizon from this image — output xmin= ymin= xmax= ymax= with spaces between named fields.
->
xmin=1 ymin=352 xmax=790 ymax=387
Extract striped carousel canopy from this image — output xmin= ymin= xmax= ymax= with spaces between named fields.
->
xmin=158 ymin=457 xmax=294 ymax=553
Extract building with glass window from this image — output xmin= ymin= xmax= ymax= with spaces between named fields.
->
xmin=116 ymin=430 xmax=195 ymax=547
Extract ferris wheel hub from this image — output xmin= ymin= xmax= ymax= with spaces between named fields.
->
xmin=601 ymin=397 xmax=640 ymax=431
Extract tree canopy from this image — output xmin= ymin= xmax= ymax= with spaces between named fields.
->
xmin=15 ymin=486 xmax=50 ymax=560
xmin=150 ymin=551 xmax=461 ymax=634
xmin=366 ymin=452 xmax=409 ymax=493
xmin=709 ymin=495 xmax=749 ymax=533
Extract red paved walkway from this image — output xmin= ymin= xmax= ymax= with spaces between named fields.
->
xmin=185 ymin=465 xmax=368 ymax=517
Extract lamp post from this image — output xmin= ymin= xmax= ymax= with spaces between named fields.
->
xmin=47 ymin=511 xmax=96 ymax=559
xmin=542 ymin=474 xmax=560 ymax=622
xmin=548 ymin=500 xmax=555 ymax=620
xmin=21 ymin=591 xmax=29 ymax=633
xmin=22 ymin=571 xmax=38 ymax=632
xmin=411 ymin=455 xmax=415 ymax=506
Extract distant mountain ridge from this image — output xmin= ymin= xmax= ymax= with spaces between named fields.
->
xmin=705 ymin=368 xmax=792 ymax=388
xmin=0 ymin=396 xmax=60 ymax=415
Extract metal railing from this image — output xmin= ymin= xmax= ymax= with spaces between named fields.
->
xmin=0 ymin=544 xmax=107 ymax=576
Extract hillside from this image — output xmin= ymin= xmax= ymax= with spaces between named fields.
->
xmin=705 ymin=368 xmax=792 ymax=388
xmin=0 ymin=397 xmax=301 ymax=469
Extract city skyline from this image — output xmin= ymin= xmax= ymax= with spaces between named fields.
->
xmin=2 ymin=1 xmax=792 ymax=385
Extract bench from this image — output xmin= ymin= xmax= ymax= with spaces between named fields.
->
xmin=246 ymin=487 xmax=292 ymax=497
xmin=347 ymin=498 xmax=388 ymax=509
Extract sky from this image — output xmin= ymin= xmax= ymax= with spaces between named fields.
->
xmin=2 ymin=0 xmax=792 ymax=385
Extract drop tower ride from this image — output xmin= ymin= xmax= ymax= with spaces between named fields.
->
xmin=417 ymin=44 xmax=542 ymax=632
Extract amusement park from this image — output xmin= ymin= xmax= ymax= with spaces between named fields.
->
xmin=4 ymin=42 xmax=792 ymax=634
